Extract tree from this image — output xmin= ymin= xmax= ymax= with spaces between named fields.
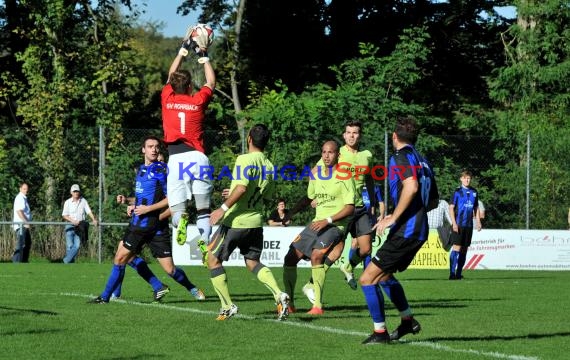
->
xmin=488 ymin=0 xmax=570 ymax=228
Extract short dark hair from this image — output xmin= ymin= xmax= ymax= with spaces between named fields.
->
xmin=277 ymin=198 xmax=286 ymax=204
xmin=249 ymin=124 xmax=270 ymax=150
xmin=344 ymin=120 xmax=362 ymax=132
xmin=141 ymin=135 xmax=162 ymax=150
xmin=460 ymin=169 xmax=473 ymax=178
xmin=394 ymin=116 xmax=418 ymax=144
xmin=170 ymin=70 xmax=192 ymax=94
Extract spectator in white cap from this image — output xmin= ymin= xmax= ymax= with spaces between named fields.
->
xmin=62 ymin=184 xmax=98 ymax=263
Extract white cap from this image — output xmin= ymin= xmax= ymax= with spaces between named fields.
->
xmin=70 ymin=184 xmax=81 ymax=193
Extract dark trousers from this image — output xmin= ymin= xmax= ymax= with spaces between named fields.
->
xmin=12 ymin=227 xmax=31 ymax=263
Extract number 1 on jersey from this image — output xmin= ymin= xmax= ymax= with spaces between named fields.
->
xmin=178 ymin=112 xmax=186 ymax=134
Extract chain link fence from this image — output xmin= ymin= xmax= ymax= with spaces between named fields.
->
xmin=0 ymin=126 xmax=559 ymax=262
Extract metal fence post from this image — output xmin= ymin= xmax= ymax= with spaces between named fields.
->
xmin=526 ymin=132 xmax=530 ymax=230
xmin=98 ymin=126 xmax=105 ymax=263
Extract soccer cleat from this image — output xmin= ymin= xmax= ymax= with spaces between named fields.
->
xmin=288 ymin=305 xmax=297 ymax=314
xmin=302 ymin=283 xmax=316 ymax=304
xmin=389 ymin=318 xmax=421 ymax=341
xmin=362 ymin=331 xmax=391 ymax=345
xmin=88 ymin=296 xmax=108 ymax=304
xmin=307 ymin=307 xmax=324 ymax=315
xmin=176 ymin=213 xmax=189 ymax=245
xmin=216 ymin=304 xmax=239 ymax=321
xmin=276 ymin=292 xmax=290 ymax=321
xmin=153 ymin=284 xmax=170 ymax=302
xmin=340 ymin=262 xmax=358 ymax=290
xmin=197 ymin=239 xmax=208 ymax=268
xmin=110 ymin=294 xmax=121 ymax=300
xmin=190 ymin=287 xmax=206 ymax=301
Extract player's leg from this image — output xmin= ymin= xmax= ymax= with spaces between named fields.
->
xmin=90 ymin=240 xmax=135 ymax=303
xmin=449 ymin=229 xmax=462 ymax=279
xmin=191 ymin=152 xmax=213 ymax=252
xmin=303 ymin=239 xmax=343 ymax=298
xmin=283 ymin=245 xmax=303 ymax=312
xmin=455 ymin=227 xmax=473 ymax=279
xmin=152 ymin=231 xmax=205 ymax=300
xmin=167 ymin=152 xmax=191 ymax=245
xmin=379 ymin=235 xmax=423 ymax=341
xmin=359 ymin=257 xmax=390 ymax=344
xmin=242 ymin=227 xmax=290 ymax=320
xmin=208 ymin=226 xmax=238 ymax=319
xmin=307 ymin=226 xmax=342 ymax=314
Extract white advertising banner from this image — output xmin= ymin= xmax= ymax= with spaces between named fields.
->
xmin=173 ymin=226 xmax=311 ymax=267
xmin=173 ymin=226 xmax=570 ymax=270
xmin=464 ymin=229 xmax=570 ymax=270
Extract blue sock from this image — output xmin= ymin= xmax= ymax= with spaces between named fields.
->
xmin=457 ymin=252 xmax=467 ymax=277
xmin=170 ymin=267 xmax=195 ymax=291
xmin=101 ymin=264 xmax=126 ymax=301
xmin=363 ymin=255 xmax=371 ymax=269
xmin=450 ymin=250 xmax=460 ymax=277
xmin=362 ymin=284 xmax=385 ymax=323
xmin=130 ymin=256 xmax=163 ymax=292
xmin=112 ymin=283 xmax=122 ymax=298
xmin=380 ymin=278 xmax=409 ymax=312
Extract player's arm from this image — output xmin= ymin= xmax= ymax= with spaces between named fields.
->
xmin=133 ymin=197 xmax=169 ymax=216
xmin=210 ymin=184 xmax=247 ymax=225
xmin=373 ymin=176 xmax=418 ymax=234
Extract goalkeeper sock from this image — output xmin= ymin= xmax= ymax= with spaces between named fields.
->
xmin=170 ymin=267 xmax=196 ymax=291
xmin=283 ymin=266 xmax=297 ymax=304
xmin=196 ymin=212 xmax=211 ymax=243
xmin=311 ymin=265 xmax=326 ymax=308
xmin=129 ymin=256 xmax=162 ymax=292
xmin=253 ymin=263 xmax=281 ymax=300
xmin=210 ymin=266 xmax=232 ymax=309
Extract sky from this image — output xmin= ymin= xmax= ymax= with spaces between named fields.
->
xmin=129 ymin=0 xmax=199 ymax=38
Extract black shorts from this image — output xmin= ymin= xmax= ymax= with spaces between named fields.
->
xmin=347 ymin=206 xmax=373 ymax=239
xmin=122 ymin=227 xmax=172 ymax=258
xmin=371 ymin=235 xmax=425 ymax=273
xmin=209 ymin=225 xmax=263 ymax=262
xmin=291 ymin=225 xmax=343 ymax=260
xmin=450 ymin=226 xmax=473 ymax=247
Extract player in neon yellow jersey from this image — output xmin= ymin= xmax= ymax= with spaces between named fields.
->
xmin=208 ymin=124 xmax=290 ymax=321
xmin=283 ymin=140 xmax=356 ymax=314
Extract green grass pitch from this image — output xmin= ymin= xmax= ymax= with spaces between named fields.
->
xmin=1 ymin=263 xmax=568 ymax=359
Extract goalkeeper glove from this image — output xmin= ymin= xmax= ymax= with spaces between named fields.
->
xmin=178 ymin=39 xmax=198 ymax=57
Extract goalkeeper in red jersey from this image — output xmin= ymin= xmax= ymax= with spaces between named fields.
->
xmin=161 ymin=25 xmax=215 ymax=260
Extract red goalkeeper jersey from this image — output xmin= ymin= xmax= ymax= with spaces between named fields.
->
xmin=161 ymin=84 xmax=214 ymax=153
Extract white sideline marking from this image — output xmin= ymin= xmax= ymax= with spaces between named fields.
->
xmin=63 ymin=292 xmax=539 ymax=360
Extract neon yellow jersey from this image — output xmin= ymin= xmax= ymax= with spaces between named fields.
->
xmin=222 ymin=152 xmax=275 ymax=228
xmin=316 ymin=146 xmax=373 ymax=207
xmin=308 ymin=169 xmax=356 ymax=232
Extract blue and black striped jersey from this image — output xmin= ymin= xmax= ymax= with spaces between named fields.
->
xmin=450 ymin=186 xmax=478 ymax=228
xmin=387 ymin=145 xmax=428 ymax=241
xmin=130 ymin=161 xmax=168 ymax=230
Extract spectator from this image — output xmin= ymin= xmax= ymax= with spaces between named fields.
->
xmin=427 ymin=199 xmax=453 ymax=250
xmin=12 ymin=182 xmax=32 ymax=263
xmin=267 ymin=198 xmax=291 ymax=226
xmin=62 ymin=184 xmax=98 ymax=263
